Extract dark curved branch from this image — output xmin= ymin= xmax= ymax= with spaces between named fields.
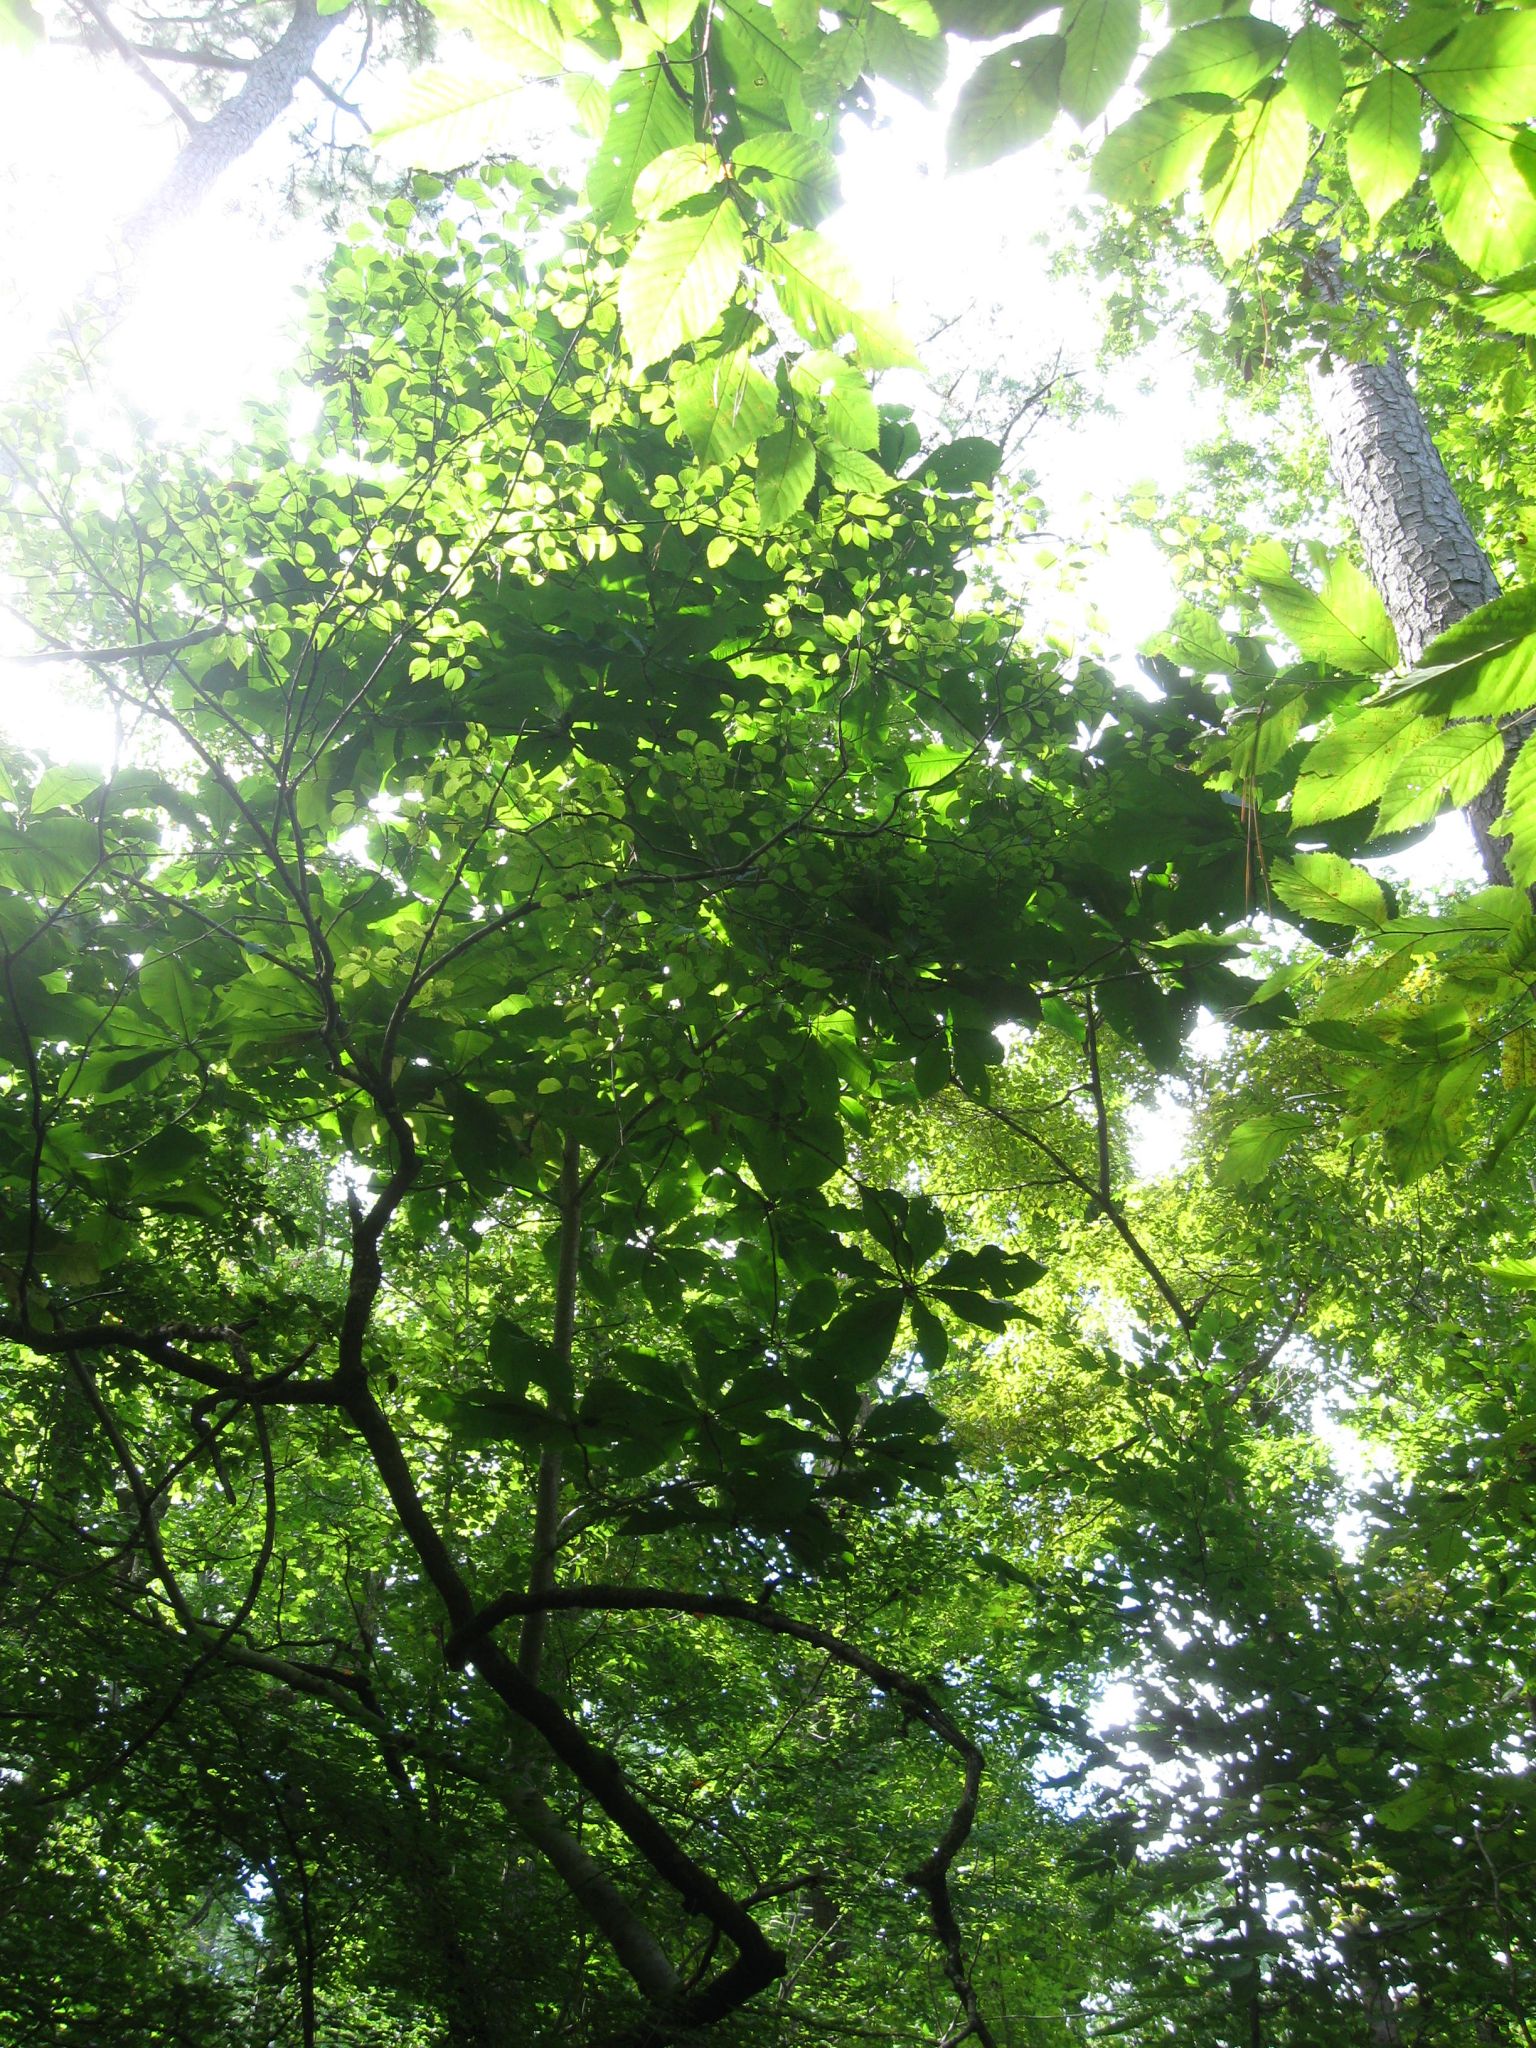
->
xmin=447 ymin=1584 xmax=997 ymax=2048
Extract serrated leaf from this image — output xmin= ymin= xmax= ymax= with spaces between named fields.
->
xmin=1060 ymin=0 xmax=1140 ymax=126
xmin=671 ymin=348 xmax=780 ymax=464
xmin=755 ymin=424 xmax=816 ymax=528
xmin=762 ymin=231 xmax=919 ymax=369
xmin=1270 ymin=852 xmax=1389 ymax=928
xmin=1419 ymin=12 xmax=1536 ymax=124
xmin=865 ymin=5 xmax=947 ymax=103
xmin=1374 ymin=724 xmax=1504 ymax=835
xmin=948 ymin=35 xmax=1064 ymax=174
xmin=1292 ymin=705 xmax=1438 ymax=827
xmin=1140 ymin=16 xmax=1287 ymax=101
xmin=1433 ymin=121 xmax=1536 ymax=282
xmin=371 ymin=65 xmax=532 ymax=163
xmin=732 ymin=133 xmax=839 ymax=226
xmin=1091 ymin=93 xmax=1234 ymax=207
xmin=1480 ymin=1256 xmax=1536 ymax=1287
xmin=1286 ymin=22 xmax=1345 ymax=131
xmin=1249 ymin=547 xmax=1396 ymax=672
xmin=1346 ymin=70 xmax=1422 ymax=227
xmin=1411 ymin=588 xmax=1536 ymax=718
xmin=1201 ymin=85 xmax=1310 ymax=264
xmin=587 ymin=66 xmax=693 ymax=228
xmin=618 ymin=198 xmax=745 ymax=369
xmin=1472 ymin=271 xmax=1536 ymax=336
xmin=633 ymin=144 xmax=723 ymax=219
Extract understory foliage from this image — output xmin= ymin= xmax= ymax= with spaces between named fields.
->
xmin=7 ymin=3 xmax=1536 ymax=2046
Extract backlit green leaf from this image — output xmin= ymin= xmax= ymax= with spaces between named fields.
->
xmin=1060 ymin=0 xmax=1140 ymax=127
xmin=1201 ymin=85 xmax=1310 ymax=265
xmin=948 ymin=35 xmax=1065 ymax=173
xmin=1419 ymin=11 xmax=1536 ymax=123
xmin=1347 ymin=69 xmax=1423 ymax=226
xmin=618 ymin=197 xmax=746 ymax=368
xmin=1270 ymin=852 xmax=1389 ymax=928
xmin=1432 ymin=120 xmax=1536 ymax=281
xmin=1139 ymin=16 xmax=1287 ymax=102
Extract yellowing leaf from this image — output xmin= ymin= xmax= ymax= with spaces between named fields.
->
xmin=1201 ymin=85 xmax=1310 ymax=264
xmin=1347 ymin=70 xmax=1423 ymax=226
xmin=618 ymin=198 xmax=745 ymax=369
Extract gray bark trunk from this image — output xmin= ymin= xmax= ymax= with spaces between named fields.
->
xmin=1305 ymin=285 xmax=1511 ymax=882
xmin=122 ymin=1 xmax=347 ymax=253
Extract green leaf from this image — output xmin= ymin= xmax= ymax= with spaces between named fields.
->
xmin=1091 ymin=94 xmax=1234 ymax=207
xmin=1432 ymin=120 xmax=1536 ymax=281
xmin=1215 ymin=1111 xmax=1310 ymax=1187
xmin=1497 ymin=727 xmax=1536 ymax=886
xmin=763 ymin=231 xmax=919 ymax=369
xmin=1248 ymin=547 xmax=1397 ymax=672
xmin=1139 ymin=17 xmax=1287 ymax=102
xmin=1374 ymin=724 xmax=1505 ymax=835
xmin=632 ymin=143 xmax=723 ymax=220
xmin=931 ymin=0 xmax=1056 ymax=33
xmin=1270 ymin=852 xmax=1389 ymax=928
xmin=755 ymin=423 xmax=817 ymax=528
xmin=810 ymin=1288 xmax=906 ymax=1382
xmin=587 ymin=66 xmax=693 ymax=228
xmin=948 ymin=35 xmax=1065 ymax=174
xmin=1410 ymin=587 xmax=1536 ymax=718
xmin=1479 ymin=1256 xmax=1536 ymax=1288
xmin=370 ymin=65 xmax=533 ymax=163
xmin=1419 ymin=11 xmax=1536 ymax=123
xmin=1471 ymin=271 xmax=1536 ymax=335
xmin=1285 ymin=22 xmax=1345 ymax=131
xmin=138 ymin=957 xmax=208 ymax=1041
xmin=1200 ymin=85 xmax=1310 ymax=265
xmin=790 ymin=349 xmax=878 ymax=450
xmin=909 ymin=1299 xmax=949 ymax=1371
xmin=865 ymin=4 xmax=948 ymax=103
xmin=1060 ymin=0 xmax=1140 ymax=127
xmin=640 ymin=0 xmax=698 ymax=38
xmin=671 ymin=348 xmax=781 ymax=464
xmin=732 ymin=133 xmax=839 ymax=227
xmin=1292 ymin=705 xmax=1437 ymax=827
xmin=618 ymin=197 xmax=746 ymax=369
xmin=1346 ymin=70 xmax=1423 ymax=227
xmin=31 ymin=765 xmax=100 ymax=814
xmin=816 ymin=440 xmax=891 ymax=495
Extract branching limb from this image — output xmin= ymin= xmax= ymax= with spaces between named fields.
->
xmin=447 ymin=1585 xmax=996 ymax=2048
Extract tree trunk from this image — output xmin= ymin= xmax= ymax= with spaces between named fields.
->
xmin=1305 ymin=282 xmax=1512 ymax=882
xmin=122 ymin=1 xmax=348 ymax=253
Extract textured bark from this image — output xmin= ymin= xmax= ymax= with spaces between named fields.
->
xmin=122 ymin=0 xmax=347 ymax=253
xmin=1306 ymin=269 xmax=1511 ymax=882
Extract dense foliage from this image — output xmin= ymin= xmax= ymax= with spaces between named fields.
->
xmin=6 ymin=3 xmax=1536 ymax=2046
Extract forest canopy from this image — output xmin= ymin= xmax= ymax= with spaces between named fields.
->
xmin=4 ymin=3 xmax=1536 ymax=2045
